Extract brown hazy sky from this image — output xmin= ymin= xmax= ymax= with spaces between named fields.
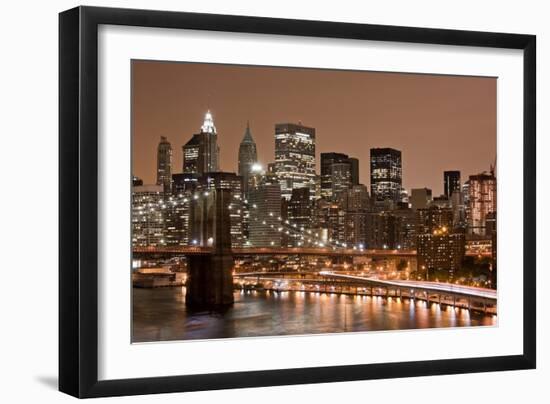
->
xmin=132 ymin=60 xmax=496 ymax=196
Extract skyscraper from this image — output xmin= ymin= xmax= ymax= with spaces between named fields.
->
xmin=248 ymin=183 xmax=282 ymax=247
xmin=320 ymin=152 xmax=348 ymax=199
xmin=274 ymin=123 xmax=316 ymax=200
xmin=444 ymin=170 xmax=461 ymax=198
xmin=182 ymin=110 xmax=220 ymax=175
xmin=331 ymin=161 xmax=353 ymax=201
xmin=287 ymin=187 xmax=313 ymax=246
xmin=468 ymin=172 xmax=497 ymax=235
xmin=156 ymin=136 xmax=172 ymax=192
xmin=348 ymin=157 xmax=360 ymax=186
xmin=320 ymin=152 xmax=359 ymax=200
xmin=238 ymin=121 xmax=258 ymax=197
xmin=370 ymin=148 xmax=402 ymax=203
xmin=131 ymin=184 xmax=165 ymax=247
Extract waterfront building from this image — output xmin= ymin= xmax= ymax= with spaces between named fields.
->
xmin=156 ymin=136 xmax=172 ymax=193
xmin=237 ymin=121 xmax=258 ymax=197
xmin=443 ymin=170 xmax=461 ymax=199
xmin=468 ymin=171 xmax=497 ymax=235
xmin=182 ymin=110 xmax=220 ymax=175
xmin=274 ymin=123 xmax=316 ymax=200
xmin=417 ymin=227 xmax=465 ymax=275
xmin=370 ymin=148 xmax=402 ymax=203
xmin=410 ymin=188 xmax=432 ymax=210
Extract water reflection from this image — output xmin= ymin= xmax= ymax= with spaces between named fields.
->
xmin=132 ymin=287 xmax=496 ymax=343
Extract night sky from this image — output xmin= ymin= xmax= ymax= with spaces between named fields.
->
xmin=132 ymin=60 xmax=496 ymax=196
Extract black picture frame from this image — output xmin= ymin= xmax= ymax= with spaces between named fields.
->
xmin=59 ymin=5 xmax=536 ymax=398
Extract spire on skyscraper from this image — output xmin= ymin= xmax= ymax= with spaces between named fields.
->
xmin=241 ymin=120 xmax=254 ymax=143
xmin=201 ymin=110 xmax=217 ymax=134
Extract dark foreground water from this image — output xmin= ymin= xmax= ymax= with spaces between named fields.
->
xmin=132 ymin=287 xmax=496 ymax=342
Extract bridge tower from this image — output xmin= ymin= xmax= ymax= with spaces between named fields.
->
xmin=186 ymin=188 xmax=234 ymax=308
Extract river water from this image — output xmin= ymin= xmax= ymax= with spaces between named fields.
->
xmin=132 ymin=287 xmax=496 ymax=342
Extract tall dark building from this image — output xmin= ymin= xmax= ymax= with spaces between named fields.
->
xmin=444 ymin=170 xmax=461 ymax=198
xmin=321 ymin=153 xmax=348 ymax=199
xmin=156 ymin=136 xmax=172 ymax=192
xmin=320 ymin=152 xmax=359 ymax=200
xmin=274 ymin=123 xmax=316 ymax=200
xmin=349 ymin=157 xmax=360 ymax=185
xmin=331 ymin=161 xmax=353 ymax=201
xmin=182 ymin=110 xmax=220 ymax=175
xmin=287 ymin=188 xmax=313 ymax=246
xmin=248 ymin=182 xmax=282 ymax=247
xmin=238 ymin=121 xmax=258 ymax=197
xmin=370 ymin=148 xmax=402 ymax=203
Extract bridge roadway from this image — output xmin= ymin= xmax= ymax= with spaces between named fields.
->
xmin=133 ymin=246 xmax=417 ymax=257
xmin=235 ymin=270 xmax=497 ymax=302
xmin=134 ymin=246 xmax=488 ymax=258
xmin=318 ymin=271 xmax=497 ymax=301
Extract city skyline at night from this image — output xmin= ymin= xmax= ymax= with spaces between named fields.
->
xmin=132 ymin=60 xmax=496 ymax=196
xmin=131 ymin=59 xmax=498 ymax=342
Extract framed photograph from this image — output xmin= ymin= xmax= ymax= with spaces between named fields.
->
xmin=59 ymin=6 xmax=536 ymax=398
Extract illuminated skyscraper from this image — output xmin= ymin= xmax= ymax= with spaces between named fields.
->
xmin=468 ymin=172 xmax=497 ymax=235
xmin=238 ymin=121 xmax=258 ymax=197
xmin=156 ymin=136 xmax=172 ymax=192
xmin=274 ymin=123 xmax=316 ymax=200
xmin=182 ymin=110 xmax=220 ymax=175
xmin=370 ymin=148 xmax=402 ymax=203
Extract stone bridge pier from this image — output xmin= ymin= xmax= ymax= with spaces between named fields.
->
xmin=185 ymin=188 xmax=234 ymax=308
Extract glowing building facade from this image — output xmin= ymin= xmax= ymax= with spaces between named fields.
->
xmin=182 ymin=110 xmax=220 ymax=175
xmin=370 ymin=148 xmax=402 ymax=203
xmin=274 ymin=123 xmax=316 ymax=200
